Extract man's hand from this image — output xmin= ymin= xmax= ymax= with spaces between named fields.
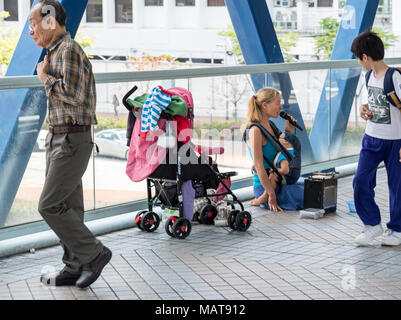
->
xmin=399 ymin=148 xmax=401 ymax=163
xmin=37 ymin=55 xmax=50 ymax=83
xmin=360 ymin=104 xmax=372 ymax=121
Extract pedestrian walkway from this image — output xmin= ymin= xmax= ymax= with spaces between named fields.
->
xmin=1 ymin=167 xmax=400 ymax=300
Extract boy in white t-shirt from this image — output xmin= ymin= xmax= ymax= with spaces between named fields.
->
xmin=351 ymin=30 xmax=401 ymax=247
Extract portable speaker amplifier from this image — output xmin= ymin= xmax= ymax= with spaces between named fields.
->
xmin=303 ymin=173 xmax=337 ymax=213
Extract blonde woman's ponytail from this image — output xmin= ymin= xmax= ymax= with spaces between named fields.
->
xmin=245 ymin=87 xmax=280 ymax=129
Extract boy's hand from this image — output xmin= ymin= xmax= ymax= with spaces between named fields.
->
xmin=360 ymin=104 xmax=373 ymax=120
xmin=399 ymin=148 xmax=401 ymax=162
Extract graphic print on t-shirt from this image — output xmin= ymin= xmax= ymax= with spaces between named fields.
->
xmin=368 ymin=86 xmax=391 ymax=124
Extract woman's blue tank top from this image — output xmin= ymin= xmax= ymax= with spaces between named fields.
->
xmin=247 ymin=141 xmax=277 ymax=187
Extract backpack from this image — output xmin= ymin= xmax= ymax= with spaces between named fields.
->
xmin=243 ymin=121 xmax=302 ymax=191
xmin=365 ymin=67 xmax=401 ymax=111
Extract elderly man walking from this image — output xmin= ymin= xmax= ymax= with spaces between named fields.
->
xmin=29 ymin=0 xmax=111 ymax=288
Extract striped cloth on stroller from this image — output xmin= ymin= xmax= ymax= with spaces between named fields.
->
xmin=123 ymin=85 xmax=251 ymax=239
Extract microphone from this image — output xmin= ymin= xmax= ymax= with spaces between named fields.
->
xmin=279 ymin=111 xmax=303 ymax=131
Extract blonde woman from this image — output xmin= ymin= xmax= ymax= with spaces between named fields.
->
xmin=244 ymin=87 xmax=296 ymax=213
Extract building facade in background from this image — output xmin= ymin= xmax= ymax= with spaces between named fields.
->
xmin=0 ymin=0 xmax=397 ymax=64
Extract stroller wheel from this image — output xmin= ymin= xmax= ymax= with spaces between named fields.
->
xmin=199 ymin=204 xmax=217 ymax=225
xmin=140 ymin=211 xmax=160 ymax=232
xmin=227 ymin=210 xmax=240 ymax=230
xmin=135 ymin=210 xmax=148 ymax=231
xmin=172 ymin=218 xmax=192 ymax=239
xmin=192 ymin=212 xmax=202 ymax=224
xmin=235 ymin=211 xmax=252 ymax=232
xmin=165 ymin=216 xmax=179 ymax=238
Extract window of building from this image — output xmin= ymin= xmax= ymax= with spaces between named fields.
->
xmin=4 ymin=0 xmax=18 ymax=21
xmin=176 ymin=0 xmax=195 ymax=6
xmin=115 ymin=0 xmax=132 ymax=23
xmin=290 ymin=11 xmax=297 ymax=21
xmin=207 ymin=0 xmax=225 ymax=6
xmin=86 ymin=0 xmax=103 ymax=23
xmin=317 ymin=0 xmax=332 ymax=7
xmin=145 ymin=0 xmax=163 ymax=5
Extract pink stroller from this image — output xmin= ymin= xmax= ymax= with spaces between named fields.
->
xmin=123 ymin=85 xmax=251 ymax=239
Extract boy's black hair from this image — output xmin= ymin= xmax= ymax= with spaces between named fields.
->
xmin=351 ymin=29 xmax=384 ymax=61
xmin=38 ymin=0 xmax=66 ymax=27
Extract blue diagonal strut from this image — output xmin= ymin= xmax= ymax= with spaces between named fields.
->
xmin=0 ymin=0 xmax=89 ymax=227
xmin=225 ymin=0 xmax=314 ymax=164
xmin=309 ymin=0 xmax=379 ymax=161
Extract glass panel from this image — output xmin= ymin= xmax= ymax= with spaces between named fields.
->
xmin=145 ymin=0 xmax=164 ymax=5
xmin=4 ymin=0 xmax=18 ymax=21
xmin=93 ymin=78 xmax=181 ymax=208
xmin=115 ymin=0 xmax=133 ymax=23
xmin=86 ymin=0 xmax=103 ymax=23
xmin=176 ymin=0 xmax=195 ymax=6
xmin=327 ymin=67 xmax=362 ymax=159
xmin=4 ymin=124 xmax=96 ymax=228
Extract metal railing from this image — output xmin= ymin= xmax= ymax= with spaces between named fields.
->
xmin=1 ymin=58 xmax=401 ymax=90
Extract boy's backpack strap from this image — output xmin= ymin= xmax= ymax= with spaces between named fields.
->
xmin=365 ymin=69 xmax=373 ymax=90
xmin=384 ymin=67 xmax=401 ymax=111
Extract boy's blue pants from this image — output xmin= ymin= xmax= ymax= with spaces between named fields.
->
xmin=353 ymin=134 xmax=401 ymax=232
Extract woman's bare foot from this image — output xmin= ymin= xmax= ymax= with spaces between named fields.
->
xmin=251 ymin=193 xmax=268 ymax=206
xmin=251 ymin=198 xmax=261 ymax=206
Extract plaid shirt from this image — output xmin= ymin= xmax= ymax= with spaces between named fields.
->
xmin=44 ymin=32 xmax=97 ymax=126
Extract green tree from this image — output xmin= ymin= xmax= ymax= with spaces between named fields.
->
xmin=218 ymin=24 xmax=299 ymax=63
xmin=217 ymin=25 xmax=242 ymax=59
xmin=277 ymin=31 xmax=299 ymax=62
xmin=315 ymin=17 xmax=398 ymax=59
xmin=75 ymin=25 xmax=96 ymax=58
xmin=371 ymin=26 xmax=398 ymax=49
xmin=314 ymin=17 xmax=339 ymax=59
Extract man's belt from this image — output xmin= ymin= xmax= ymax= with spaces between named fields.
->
xmin=49 ymin=125 xmax=91 ymax=134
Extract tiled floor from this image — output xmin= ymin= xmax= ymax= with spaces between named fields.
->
xmin=1 ymin=167 xmax=400 ymax=300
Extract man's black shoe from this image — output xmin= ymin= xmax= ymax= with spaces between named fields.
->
xmin=75 ymin=246 xmax=112 ymax=289
xmin=40 ymin=269 xmax=81 ymax=286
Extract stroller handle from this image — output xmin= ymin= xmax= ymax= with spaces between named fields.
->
xmin=122 ymin=85 xmax=138 ymax=111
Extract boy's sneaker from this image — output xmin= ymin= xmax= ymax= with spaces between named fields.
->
xmin=354 ymin=224 xmax=383 ymax=247
xmin=381 ymin=229 xmax=401 ymax=246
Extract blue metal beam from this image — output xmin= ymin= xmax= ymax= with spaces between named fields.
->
xmin=0 ymin=0 xmax=89 ymax=227
xmin=225 ymin=0 xmax=314 ymax=164
xmin=309 ymin=0 xmax=380 ymax=161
